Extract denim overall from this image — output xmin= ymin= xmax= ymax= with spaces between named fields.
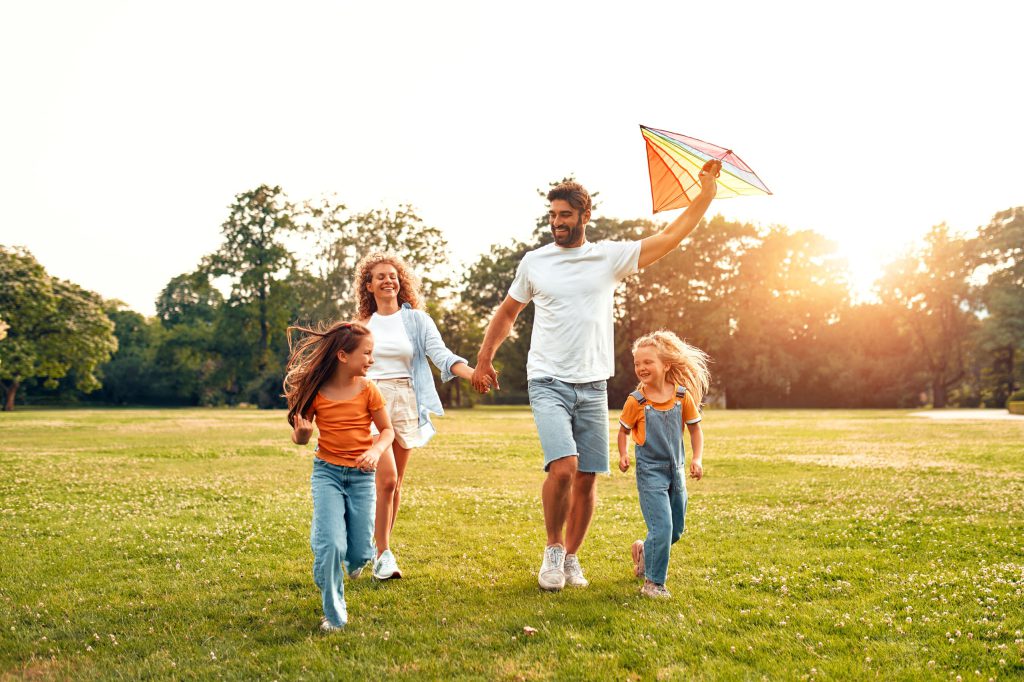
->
xmin=633 ymin=386 xmax=688 ymax=585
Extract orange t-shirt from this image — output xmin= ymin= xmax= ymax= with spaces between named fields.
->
xmin=309 ymin=379 xmax=385 ymax=467
xmin=619 ymin=386 xmax=701 ymax=447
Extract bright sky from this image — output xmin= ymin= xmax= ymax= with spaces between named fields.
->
xmin=2 ymin=1 xmax=1021 ymax=315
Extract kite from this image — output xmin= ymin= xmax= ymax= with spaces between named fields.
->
xmin=640 ymin=124 xmax=771 ymax=213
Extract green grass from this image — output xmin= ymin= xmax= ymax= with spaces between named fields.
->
xmin=1 ymin=407 xmax=1022 ymax=680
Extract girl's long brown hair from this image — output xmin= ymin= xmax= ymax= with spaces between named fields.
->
xmin=353 ymin=252 xmax=423 ymax=320
xmin=283 ymin=321 xmax=371 ymax=426
xmin=632 ymin=330 xmax=711 ymax=405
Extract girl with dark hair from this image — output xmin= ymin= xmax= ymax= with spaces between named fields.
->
xmin=284 ymin=321 xmax=394 ymax=631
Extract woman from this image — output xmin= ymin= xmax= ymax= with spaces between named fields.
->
xmin=354 ymin=252 xmax=480 ymax=580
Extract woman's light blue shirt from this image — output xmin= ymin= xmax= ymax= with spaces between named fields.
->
xmin=398 ymin=303 xmax=467 ymax=445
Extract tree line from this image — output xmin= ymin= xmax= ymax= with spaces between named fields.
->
xmin=2 ymin=184 xmax=1021 ymax=411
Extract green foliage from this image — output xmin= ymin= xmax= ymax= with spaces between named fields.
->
xmin=0 ymin=247 xmax=117 ymax=410
xmin=971 ymin=207 xmax=1024 ymax=405
xmin=13 ymin=180 xmax=1020 ymax=412
xmin=205 ymin=184 xmax=296 ymax=373
xmin=294 ymin=198 xmax=452 ymax=321
xmin=155 ymin=271 xmax=224 ymax=326
xmin=877 ymin=225 xmax=979 ymax=408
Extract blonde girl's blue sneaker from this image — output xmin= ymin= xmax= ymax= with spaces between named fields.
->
xmin=640 ymin=580 xmax=671 ymax=599
xmin=372 ymin=549 xmax=402 ymax=580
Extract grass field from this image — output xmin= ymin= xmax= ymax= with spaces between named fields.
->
xmin=1 ymin=407 xmax=1022 ymax=680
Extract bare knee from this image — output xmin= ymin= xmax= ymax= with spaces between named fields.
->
xmin=546 ymin=457 xmax=577 ymax=489
xmin=573 ymin=471 xmax=597 ymax=496
xmin=377 ymin=471 xmax=398 ymax=496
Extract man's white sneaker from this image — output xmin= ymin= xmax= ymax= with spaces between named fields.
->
xmin=372 ymin=549 xmax=402 ymax=580
xmin=538 ymin=544 xmax=566 ymax=591
xmin=563 ymin=553 xmax=589 ymax=588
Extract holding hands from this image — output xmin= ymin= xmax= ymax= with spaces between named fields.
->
xmin=471 ymin=360 xmax=498 ymax=395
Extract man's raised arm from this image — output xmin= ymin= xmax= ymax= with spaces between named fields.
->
xmin=472 ymin=295 xmax=527 ymax=393
xmin=637 ymin=159 xmax=721 ymax=269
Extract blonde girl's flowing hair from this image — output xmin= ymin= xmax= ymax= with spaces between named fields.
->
xmin=283 ymin=321 xmax=371 ymax=427
xmin=353 ymin=252 xmax=423 ymax=320
xmin=632 ymin=330 xmax=711 ymax=405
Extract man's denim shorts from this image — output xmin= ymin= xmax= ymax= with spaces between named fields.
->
xmin=527 ymin=376 xmax=610 ymax=474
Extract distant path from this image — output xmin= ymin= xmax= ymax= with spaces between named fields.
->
xmin=911 ymin=409 xmax=1024 ymax=421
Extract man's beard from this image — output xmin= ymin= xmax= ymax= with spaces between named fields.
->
xmin=552 ymin=219 xmax=584 ymax=246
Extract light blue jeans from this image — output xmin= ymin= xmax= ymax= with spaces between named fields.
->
xmin=635 ymin=398 xmax=688 ymax=585
xmin=310 ymin=457 xmax=376 ymax=628
xmin=527 ymin=377 xmax=610 ymax=473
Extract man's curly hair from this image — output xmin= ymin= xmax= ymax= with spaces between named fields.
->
xmin=547 ymin=181 xmax=592 ymax=215
xmin=353 ymin=252 xmax=423 ymax=320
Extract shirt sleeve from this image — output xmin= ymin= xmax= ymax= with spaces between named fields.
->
xmin=682 ymin=392 xmax=701 ymax=424
xmin=604 ymin=240 xmax=641 ymax=281
xmin=506 ymin=255 xmax=532 ymax=304
xmin=619 ymin=395 xmax=640 ymax=430
xmin=366 ymin=381 xmax=385 ymax=412
xmin=419 ymin=310 xmax=468 ymax=382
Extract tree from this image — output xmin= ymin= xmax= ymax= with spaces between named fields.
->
xmin=90 ymin=302 xmax=168 ymax=405
xmin=612 ymin=215 xmax=759 ymax=404
xmin=877 ymin=224 xmax=978 ymax=408
xmin=156 ymin=270 xmax=224 ymax=327
xmin=294 ymin=199 xmax=452 ymax=320
xmin=972 ymin=206 xmax=1024 ymax=405
xmin=206 ymin=185 xmax=296 ymax=372
xmin=0 ymin=247 xmax=117 ymax=410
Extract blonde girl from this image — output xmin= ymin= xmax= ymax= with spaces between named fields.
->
xmin=284 ymin=321 xmax=394 ymax=631
xmin=616 ymin=330 xmax=709 ymax=598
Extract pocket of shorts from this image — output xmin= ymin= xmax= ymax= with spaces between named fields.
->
xmin=528 ymin=376 xmax=556 ymax=386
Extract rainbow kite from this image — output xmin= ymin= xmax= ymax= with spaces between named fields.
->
xmin=640 ymin=125 xmax=771 ymax=213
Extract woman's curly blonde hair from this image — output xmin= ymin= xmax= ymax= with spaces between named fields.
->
xmin=632 ymin=330 xmax=711 ymax=405
xmin=353 ymin=252 xmax=423 ymax=320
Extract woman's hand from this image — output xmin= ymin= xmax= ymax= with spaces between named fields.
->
xmin=689 ymin=457 xmax=704 ymax=480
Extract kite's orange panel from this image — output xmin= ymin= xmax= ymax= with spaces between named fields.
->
xmin=640 ymin=125 xmax=771 ymax=213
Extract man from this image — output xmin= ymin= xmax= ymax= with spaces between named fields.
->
xmin=472 ymin=161 xmax=720 ymax=591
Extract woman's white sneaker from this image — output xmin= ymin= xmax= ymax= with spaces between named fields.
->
xmin=538 ymin=544 xmax=566 ymax=591
xmin=563 ymin=553 xmax=589 ymax=587
xmin=372 ymin=549 xmax=403 ymax=580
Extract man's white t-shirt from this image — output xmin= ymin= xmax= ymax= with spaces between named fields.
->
xmin=507 ymin=240 xmax=641 ymax=383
